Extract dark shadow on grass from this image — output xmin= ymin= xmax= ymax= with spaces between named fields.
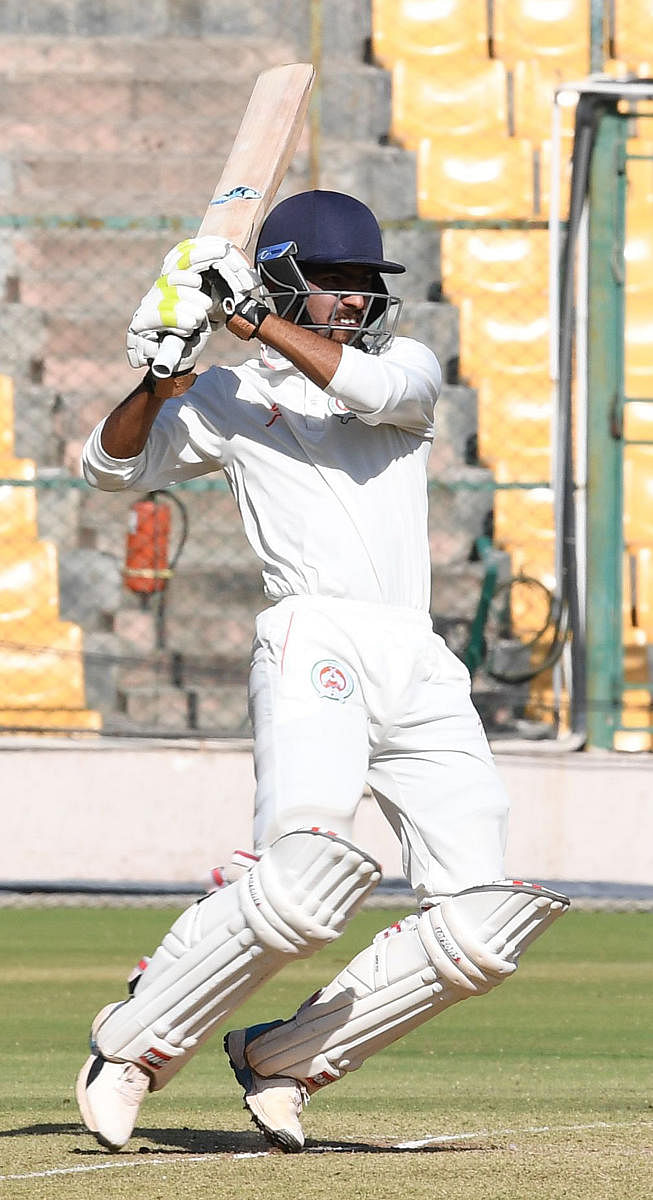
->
xmin=0 ymin=1124 xmax=82 ymax=1138
xmin=0 ymin=1123 xmax=497 ymax=1157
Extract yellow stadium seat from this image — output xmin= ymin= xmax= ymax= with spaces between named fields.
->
xmin=391 ymin=58 xmax=508 ymax=148
xmin=0 ymin=375 xmax=14 ymax=459
xmin=624 ymin=293 xmax=653 ymax=400
xmin=458 ymin=296 xmax=550 ymax=385
xmin=493 ymin=0 xmax=590 ymax=76
xmin=477 ymin=379 xmax=554 ymax=474
xmin=630 ymin=547 xmax=653 ymax=638
xmin=440 ymin=228 xmax=549 ymax=302
xmin=0 ymin=539 xmax=60 ymax=625
xmin=624 ymin=398 xmax=653 ymax=442
xmin=623 ymin=445 xmax=653 ymax=546
xmin=493 ymin=449 xmax=552 ymax=484
xmin=372 ymin=0 xmax=489 ymax=68
xmin=0 ymin=473 xmax=38 ymax=543
xmin=493 ymin=486 xmax=556 ymax=581
xmin=615 ymin=628 xmax=652 ymax=751
xmin=614 ymin=0 xmax=653 ymax=73
xmin=626 ymin=140 xmax=653 ymax=208
xmin=512 ymin=59 xmax=579 ymax=142
xmin=0 ymin=617 xmax=89 ymax=709
xmin=624 ymin=219 xmax=653 ymax=296
xmin=418 ymin=135 xmax=534 ymax=220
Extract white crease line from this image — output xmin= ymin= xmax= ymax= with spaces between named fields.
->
xmin=2 ymin=1119 xmax=652 ymax=1181
xmin=394 ymin=1119 xmax=653 ymax=1150
xmin=0 ymin=1155 xmax=220 ymax=1182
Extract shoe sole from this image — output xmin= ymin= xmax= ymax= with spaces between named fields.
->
xmin=224 ymin=1031 xmax=303 ymax=1154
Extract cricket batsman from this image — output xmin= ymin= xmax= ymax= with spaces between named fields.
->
xmin=76 ymin=190 xmax=570 ymax=1153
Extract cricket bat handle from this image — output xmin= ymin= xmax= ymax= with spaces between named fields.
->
xmin=151 ymin=333 xmax=187 ymax=379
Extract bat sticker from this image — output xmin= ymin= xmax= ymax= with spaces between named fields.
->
xmin=210 ymin=185 xmax=263 ymax=206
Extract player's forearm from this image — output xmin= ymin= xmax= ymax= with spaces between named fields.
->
xmin=228 ymin=312 xmax=342 ymax=390
xmin=99 ymin=372 xmax=197 ymax=459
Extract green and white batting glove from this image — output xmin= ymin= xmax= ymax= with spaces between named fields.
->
xmin=126 ymin=236 xmax=262 ymax=372
xmin=161 ymin=236 xmax=262 ymax=303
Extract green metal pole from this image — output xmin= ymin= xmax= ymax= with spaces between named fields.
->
xmin=586 ymin=105 xmax=626 ymax=747
xmin=589 ymin=0 xmax=605 ymax=73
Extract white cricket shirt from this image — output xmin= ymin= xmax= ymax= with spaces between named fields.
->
xmin=82 ymin=336 xmax=441 ymax=611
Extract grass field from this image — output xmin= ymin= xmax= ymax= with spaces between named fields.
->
xmin=1 ymin=904 xmax=651 ymax=1199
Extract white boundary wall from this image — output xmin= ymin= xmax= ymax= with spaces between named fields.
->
xmin=2 ymin=740 xmax=651 ymax=887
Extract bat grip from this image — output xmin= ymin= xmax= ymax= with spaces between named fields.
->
xmin=151 ymin=333 xmax=187 ymax=379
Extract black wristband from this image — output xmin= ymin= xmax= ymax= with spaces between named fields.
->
xmin=228 ymin=296 xmax=271 ymax=338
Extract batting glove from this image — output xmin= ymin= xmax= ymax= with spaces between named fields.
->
xmin=126 ymin=269 xmax=214 ymax=371
xmin=125 ymin=237 xmax=262 ymax=372
xmin=161 ymin=236 xmax=263 ymax=320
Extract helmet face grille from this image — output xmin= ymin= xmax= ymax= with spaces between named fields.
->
xmin=263 ymin=288 xmax=403 ymax=354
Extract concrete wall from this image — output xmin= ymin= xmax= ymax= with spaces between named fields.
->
xmin=2 ymin=741 xmax=651 ymax=888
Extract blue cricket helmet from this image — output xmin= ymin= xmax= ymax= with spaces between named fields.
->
xmin=256 ymin=190 xmax=405 ymax=273
xmin=255 ymin=191 xmax=404 ymax=354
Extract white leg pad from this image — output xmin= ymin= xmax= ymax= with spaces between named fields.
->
xmin=245 ymin=881 xmax=570 ymax=1088
xmin=95 ymin=829 xmax=380 ymax=1089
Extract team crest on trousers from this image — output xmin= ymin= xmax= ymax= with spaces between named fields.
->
xmin=311 ymin=659 xmax=354 ymax=700
xmin=327 ymin=396 xmax=357 ymax=423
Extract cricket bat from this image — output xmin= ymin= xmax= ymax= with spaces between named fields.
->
xmin=152 ymin=61 xmax=315 ymax=378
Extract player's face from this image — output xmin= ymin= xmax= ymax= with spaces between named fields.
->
xmin=304 ymin=265 xmax=378 ymax=343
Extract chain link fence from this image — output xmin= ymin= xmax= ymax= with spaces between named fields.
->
xmin=1 ymin=1 xmax=652 ymax=743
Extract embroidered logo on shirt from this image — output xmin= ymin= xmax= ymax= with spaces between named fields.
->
xmin=327 ymin=396 xmax=357 ymax=424
xmin=266 ymin=403 xmax=282 ymax=427
xmin=311 ymin=659 xmax=355 ymax=701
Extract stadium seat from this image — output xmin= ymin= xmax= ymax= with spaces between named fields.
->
xmin=476 ymin=380 xmax=554 ymax=476
xmin=512 ymin=59 xmax=579 ymax=142
xmin=624 ymin=220 xmax=653 ymax=296
xmin=0 ymin=466 xmax=38 ymax=543
xmin=626 ymin=140 xmax=653 ymax=209
xmin=628 ymin=546 xmax=653 ymax=638
xmin=0 ymin=379 xmax=40 ymax=541
xmin=492 ymin=449 xmax=552 ymax=485
xmin=624 ymin=398 xmax=653 ymax=442
xmin=623 ymin=445 xmax=653 ymax=546
xmin=614 ymin=1 xmax=653 ymax=74
xmin=440 ymin=228 xmax=549 ymax=302
xmin=458 ymin=296 xmax=550 ymax=386
xmin=492 ymin=486 xmax=556 ymax=581
xmin=624 ymin=293 xmax=653 ymax=400
xmin=391 ymin=58 xmax=508 ymax=148
xmin=0 ymin=539 xmax=61 ymax=625
xmin=0 ymin=375 xmax=14 ymax=460
xmin=371 ymin=0 xmax=489 ymax=68
xmin=418 ymin=135 xmax=534 ymax=220
xmin=615 ymin=627 xmax=652 ymax=751
xmin=493 ymin=0 xmax=590 ymax=76
xmin=0 ymin=617 xmax=89 ymax=710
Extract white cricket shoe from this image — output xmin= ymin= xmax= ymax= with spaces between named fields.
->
xmin=224 ymin=1024 xmax=309 ymax=1153
xmin=75 ymin=1003 xmax=151 ymax=1151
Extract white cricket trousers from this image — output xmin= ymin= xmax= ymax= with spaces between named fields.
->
xmin=248 ymin=595 xmax=509 ymax=904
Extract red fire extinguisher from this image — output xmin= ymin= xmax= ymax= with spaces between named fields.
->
xmin=124 ymin=493 xmax=172 ymax=595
